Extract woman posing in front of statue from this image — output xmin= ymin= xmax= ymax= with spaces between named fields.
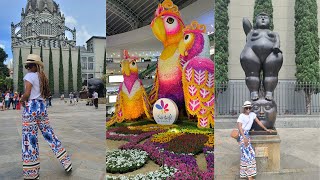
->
xmin=237 ymin=101 xmax=271 ymax=180
xmin=20 ymin=54 xmax=72 ymax=180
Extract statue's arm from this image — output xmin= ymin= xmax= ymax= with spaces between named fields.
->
xmin=273 ymin=32 xmax=282 ymax=54
xmin=274 ymin=32 xmax=280 ymax=48
xmin=243 ymin=17 xmax=252 ymax=35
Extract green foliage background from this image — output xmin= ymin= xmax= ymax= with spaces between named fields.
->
xmin=59 ymin=45 xmax=64 ymax=94
xmin=214 ymin=0 xmax=230 ymax=86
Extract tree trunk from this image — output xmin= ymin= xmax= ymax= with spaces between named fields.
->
xmin=305 ymin=91 xmax=311 ymax=115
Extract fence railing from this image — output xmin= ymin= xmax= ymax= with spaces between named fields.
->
xmin=215 ymin=80 xmax=320 ymax=116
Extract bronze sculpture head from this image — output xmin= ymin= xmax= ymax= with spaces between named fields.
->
xmin=251 ymin=97 xmax=277 ymax=130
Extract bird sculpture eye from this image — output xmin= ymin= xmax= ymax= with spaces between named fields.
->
xmin=166 ymin=17 xmax=174 ymax=24
xmin=164 ymin=16 xmax=179 ymax=34
xmin=184 ymin=33 xmax=192 ymax=43
xmin=131 ymin=61 xmax=136 ymax=66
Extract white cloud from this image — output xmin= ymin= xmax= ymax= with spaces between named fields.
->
xmin=0 ymin=43 xmax=5 ymax=50
xmin=60 ymin=11 xmax=90 ymax=46
xmin=65 ymin=15 xmax=78 ymax=28
xmin=76 ymin=26 xmax=91 ymax=46
xmin=61 ymin=10 xmax=77 ymax=28
xmin=4 ymin=58 xmax=13 ymax=67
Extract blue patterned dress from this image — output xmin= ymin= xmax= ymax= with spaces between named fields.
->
xmin=22 ymin=99 xmax=72 ymax=179
xmin=239 ymin=130 xmax=257 ymax=178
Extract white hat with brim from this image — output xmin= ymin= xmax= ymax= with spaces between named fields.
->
xmin=242 ymin=101 xmax=252 ymax=108
xmin=24 ymin=54 xmax=44 ymax=67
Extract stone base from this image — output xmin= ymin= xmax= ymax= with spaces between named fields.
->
xmin=250 ymin=132 xmax=281 ymax=173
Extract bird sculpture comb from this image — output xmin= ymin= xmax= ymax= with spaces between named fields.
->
xmin=183 ymin=21 xmax=206 ymax=34
xmin=154 ymin=0 xmax=182 ymax=22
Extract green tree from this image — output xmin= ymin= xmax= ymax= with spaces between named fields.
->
xmin=77 ymin=47 xmax=82 ymax=91
xmin=49 ymin=45 xmax=54 ymax=95
xmin=68 ymin=47 xmax=74 ymax=92
xmin=40 ymin=45 xmax=43 ymax=61
xmin=215 ymin=0 xmax=230 ymax=96
xmin=294 ymin=0 xmax=320 ymax=114
xmin=59 ymin=45 xmax=64 ymax=94
xmin=253 ymin=0 xmax=274 ymax=30
xmin=30 ymin=45 xmax=33 ymax=54
xmin=4 ymin=77 xmax=13 ymax=91
xmin=17 ymin=48 xmax=24 ymax=92
xmin=0 ymin=48 xmax=9 ymax=91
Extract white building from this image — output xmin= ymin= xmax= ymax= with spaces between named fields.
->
xmin=81 ymin=36 xmax=106 ymax=86
xmin=11 ymin=0 xmax=78 ymax=95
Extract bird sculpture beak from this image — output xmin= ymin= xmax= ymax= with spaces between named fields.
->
xmin=178 ymin=40 xmax=188 ymax=56
xmin=151 ymin=17 xmax=166 ymax=43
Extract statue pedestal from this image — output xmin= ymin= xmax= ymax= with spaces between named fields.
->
xmin=250 ymin=132 xmax=281 ymax=173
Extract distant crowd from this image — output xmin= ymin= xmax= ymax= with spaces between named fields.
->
xmin=0 ymin=91 xmax=22 ymax=111
xmin=0 ymin=90 xmax=52 ymax=111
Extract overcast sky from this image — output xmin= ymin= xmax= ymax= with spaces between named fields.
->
xmin=0 ymin=0 xmax=105 ymax=64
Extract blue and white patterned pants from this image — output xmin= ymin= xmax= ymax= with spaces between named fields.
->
xmin=239 ymin=130 xmax=257 ymax=178
xmin=22 ymin=99 xmax=72 ymax=179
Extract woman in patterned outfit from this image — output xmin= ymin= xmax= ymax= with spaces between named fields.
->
xmin=20 ymin=54 xmax=72 ymax=179
xmin=237 ymin=101 xmax=272 ymax=180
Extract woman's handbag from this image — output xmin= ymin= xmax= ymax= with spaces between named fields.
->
xmin=231 ymin=119 xmax=250 ymax=140
xmin=230 ymin=129 xmax=239 ymax=139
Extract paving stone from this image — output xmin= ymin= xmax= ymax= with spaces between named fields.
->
xmin=0 ymin=99 xmax=105 ymax=179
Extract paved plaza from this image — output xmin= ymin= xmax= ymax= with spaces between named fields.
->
xmin=0 ymin=99 xmax=105 ymax=180
xmin=215 ymin=128 xmax=320 ymax=180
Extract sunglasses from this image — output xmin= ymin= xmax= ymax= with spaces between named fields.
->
xmin=245 ymin=107 xmax=252 ymax=110
xmin=25 ymin=63 xmax=36 ymax=69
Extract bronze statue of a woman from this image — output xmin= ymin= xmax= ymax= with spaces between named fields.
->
xmin=240 ymin=13 xmax=283 ymax=101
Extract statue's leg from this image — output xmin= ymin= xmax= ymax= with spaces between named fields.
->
xmin=263 ymin=52 xmax=283 ymax=100
xmin=240 ymin=48 xmax=261 ymax=100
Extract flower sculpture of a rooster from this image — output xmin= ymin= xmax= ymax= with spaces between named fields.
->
xmin=107 ymin=51 xmax=152 ymax=127
xmin=149 ymin=0 xmax=185 ymax=110
xmin=178 ymin=21 xmax=215 ymax=128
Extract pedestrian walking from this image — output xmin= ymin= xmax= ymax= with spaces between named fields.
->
xmin=0 ymin=93 xmax=4 ymax=111
xmin=5 ymin=91 xmax=10 ymax=110
xmin=20 ymin=54 xmax=72 ymax=179
xmin=93 ymin=91 xmax=98 ymax=109
xmin=69 ymin=92 xmax=74 ymax=105
xmin=48 ymin=93 xmax=52 ymax=107
xmin=73 ymin=92 xmax=78 ymax=105
xmin=12 ymin=92 xmax=18 ymax=109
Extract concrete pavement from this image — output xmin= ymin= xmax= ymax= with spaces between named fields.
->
xmin=0 ymin=99 xmax=105 ymax=180
xmin=214 ymin=128 xmax=320 ymax=180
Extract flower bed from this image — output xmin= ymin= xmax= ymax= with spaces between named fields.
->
xmin=203 ymin=146 xmax=214 ymax=170
xmin=106 ymin=127 xmax=164 ymax=143
xmin=166 ymin=134 xmax=208 ymax=155
xmin=106 ymin=149 xmax=148 ymax=174
xmin=128 ymin=124 xmax=178 ymax=132
xmin=111 ymin=126 xmax=145 ymax=135
xmin=106 ymin=124 xmax=215 ymax=179
xmin=105 ymin=165 xmax=177 ymax=180
xmin=151 ymin=131 xmax=185 ymax=143
xmin=204 ymin=134 xmax=214 ymax=147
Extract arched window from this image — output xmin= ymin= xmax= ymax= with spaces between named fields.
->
xmin=40 ymin=22 xmax=52 ymax=35
xmin=26 ymin=24 xmax=32 ymax=37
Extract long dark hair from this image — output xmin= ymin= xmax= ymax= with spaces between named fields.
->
xmin=36 ymin=64 xmax=50 ymax=98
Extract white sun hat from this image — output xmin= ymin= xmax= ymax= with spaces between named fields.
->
xmin=24 ymin=54 xmax=44 ymax=67
xmin=242 ymin=101 xmax=252 ymax=108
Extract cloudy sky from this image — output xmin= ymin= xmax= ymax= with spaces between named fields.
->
xmin=0 ymin=0 xmax=105 ymax=64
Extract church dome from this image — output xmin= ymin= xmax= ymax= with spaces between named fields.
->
xmin=26 ymin=0 xmax=59 ymax=14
